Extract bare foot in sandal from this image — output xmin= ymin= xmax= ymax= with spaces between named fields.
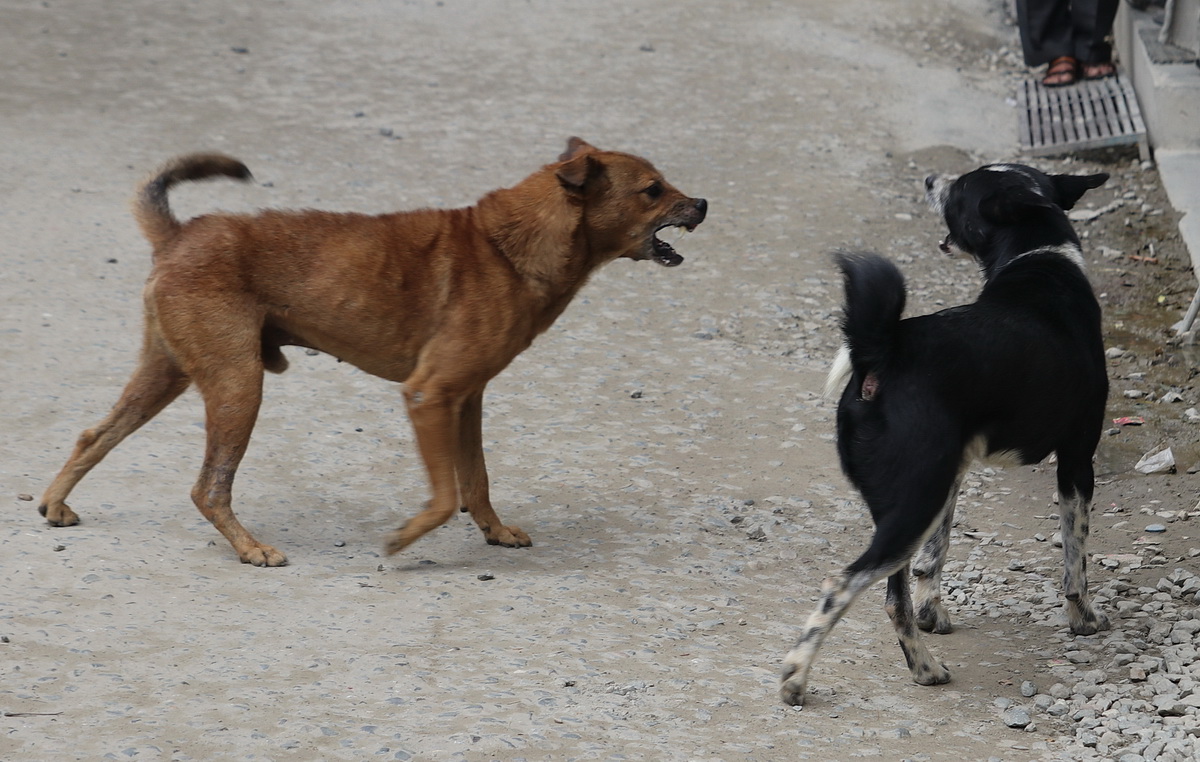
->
xmin=1043 ymin=56 xmax=1078 ymax=87
xmin=1081 ymin=61 xmax=1115 ymax=80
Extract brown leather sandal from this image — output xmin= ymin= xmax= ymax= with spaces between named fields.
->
xmin=1081 ymin=61 xmax=1116 ymax=80
xmin=1043 ymin=56 xmax=1078 ymax=87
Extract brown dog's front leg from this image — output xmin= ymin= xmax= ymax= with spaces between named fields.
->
xmin=456 ymin=390 xmax=530 ymax=548
xmin=385 ymin=386 xmax=467 ymax=554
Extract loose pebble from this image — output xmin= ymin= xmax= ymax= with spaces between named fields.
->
xmin=1002 ymin=707 xmax=1031 ymax=728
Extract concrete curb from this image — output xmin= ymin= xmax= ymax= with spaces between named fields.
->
xmin=1115 ymin=4 xmax=1200 ymax=330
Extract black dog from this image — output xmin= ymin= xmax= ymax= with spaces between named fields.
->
xmin=780 ymin=164 xmax=1111 ymax=706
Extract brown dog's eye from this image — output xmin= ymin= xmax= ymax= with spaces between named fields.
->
xmin=642 ymin=181 xmax=664 ymax=200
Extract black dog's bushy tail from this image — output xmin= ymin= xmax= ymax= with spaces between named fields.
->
xmin=834 ymin=251 xmax=906 ymax=376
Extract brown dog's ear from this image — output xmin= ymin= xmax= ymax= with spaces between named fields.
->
xmin=559 ymin=137 xmax=597 ymax=162
xmin=556 ymin=152 xmax=600 ymax=194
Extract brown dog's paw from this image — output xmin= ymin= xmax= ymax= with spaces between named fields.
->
xmin=485 ymin=525 xmax=532 ymax=548
xmin=383 ymin=524 xmax=416 ymax=556
xmin=238 ymin=543 xmax=289 ymax=567
xmin=40 ymin=501 xmax=80 ymax=527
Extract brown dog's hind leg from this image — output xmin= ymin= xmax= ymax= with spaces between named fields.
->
xmin=188 ymin=359 xmax=286 ymax=567
xmin=455 ymin=390 xmax=530 ymax=548
xmin=40 ymin=331 xmax=191 ymax=526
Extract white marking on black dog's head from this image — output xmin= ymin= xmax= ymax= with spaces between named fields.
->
xmin=924 ymin=173 xmax=955 ymax=218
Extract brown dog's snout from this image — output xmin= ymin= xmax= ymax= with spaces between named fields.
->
xmin=679 ymin=197 xmax=707 ymax=230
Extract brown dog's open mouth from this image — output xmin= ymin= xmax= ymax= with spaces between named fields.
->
xmin=652 ymin=225 xmax=695 ymax=267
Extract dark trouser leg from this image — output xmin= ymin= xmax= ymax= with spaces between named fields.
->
xmin=1071 ymin=0 xmax=1120 ymax=63
xmin=1017 ymin=0 xmax=1073 ymax=66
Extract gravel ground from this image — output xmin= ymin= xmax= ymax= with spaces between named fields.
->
xmin=2 ymin=1 xmax=1197 ymax=760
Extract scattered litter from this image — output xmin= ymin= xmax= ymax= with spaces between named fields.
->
xmin=963 ymin=530 xmax=998 ymax=540
xmin=1145 ymin=524 xmax=1167 ymax=533
xmin=1097 ymin=553 xmax=1143 ymax=570
xmin=1112 ymin=416 xmax=1145 ymax=426
xmin=1159 ymin=391 xmax=1184 ymax=404
xmin=1068 ymin=199 xmax=1124 ymax=222
xmin=1135 ymin=447 xmax=1175 ymax=475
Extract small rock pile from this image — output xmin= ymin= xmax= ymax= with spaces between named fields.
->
xmin=991 ymin=568 xmax=1200 ymax=761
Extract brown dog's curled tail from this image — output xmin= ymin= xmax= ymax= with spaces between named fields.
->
xmin=133 ymin=153 xmax=253 ymax=250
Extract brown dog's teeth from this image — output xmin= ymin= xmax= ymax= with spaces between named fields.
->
xmin=652 ymin=237 xmax=683 ymax=266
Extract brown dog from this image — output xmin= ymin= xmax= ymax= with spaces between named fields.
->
xmin=39 ymin=138 xmax=707 ymax=566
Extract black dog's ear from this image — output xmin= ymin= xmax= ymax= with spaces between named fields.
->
xmin=1050 ymin=172 xmax=1109 ymax=210
xmin=979 ymin=185 xmax=1056 ymax=224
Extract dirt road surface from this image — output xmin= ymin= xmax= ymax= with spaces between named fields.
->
xmin=2 ymin=1 xmax=1197 ymax=760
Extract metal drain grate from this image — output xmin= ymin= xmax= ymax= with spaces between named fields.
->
xmin=1017 ymin=73 xmax=1149 ymax=160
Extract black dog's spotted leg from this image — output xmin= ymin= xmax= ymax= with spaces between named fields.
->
xmin=911 ymin=481 xmax=960 ymax=634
